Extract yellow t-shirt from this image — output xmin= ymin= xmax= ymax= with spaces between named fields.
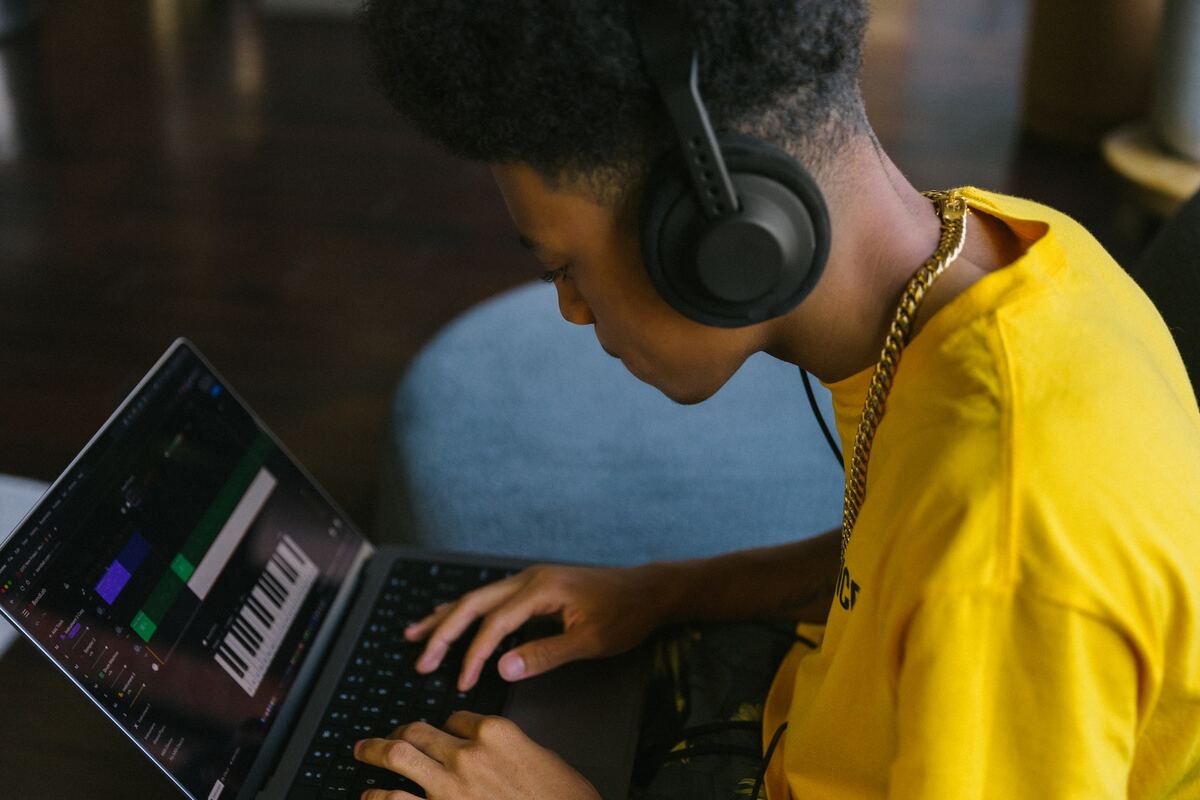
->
xmin=762 ymin=188 xmax=1200 ymax=799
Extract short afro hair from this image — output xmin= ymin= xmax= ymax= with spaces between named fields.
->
xmin=361 ymin=1 xmax=871 ymax=200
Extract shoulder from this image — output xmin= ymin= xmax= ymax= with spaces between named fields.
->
xmin=862 ymin=191 xmax=1200 ymax=621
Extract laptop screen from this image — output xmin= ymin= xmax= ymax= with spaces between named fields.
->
xmin=0 ymin=342 xmax=366 ymax=800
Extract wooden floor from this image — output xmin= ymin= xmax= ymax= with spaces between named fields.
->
xmin=0 ymin=0 xmax=1147 ymax=796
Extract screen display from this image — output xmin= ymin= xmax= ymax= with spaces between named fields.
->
xmin=0 ymin=343 xmax=365 ymax=800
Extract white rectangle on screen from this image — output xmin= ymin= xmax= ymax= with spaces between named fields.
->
xmin=187 ymin=468 xmax=277 ymax=600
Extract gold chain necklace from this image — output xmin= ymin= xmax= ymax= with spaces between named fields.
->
xmin=839 ymin=189 xmax=970 ymax=562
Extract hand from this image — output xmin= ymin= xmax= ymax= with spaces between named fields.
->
xmin=354 ymin=711 xmax=600 ymax=800
xmin=406 ymin=563 xmax=674 ymax=690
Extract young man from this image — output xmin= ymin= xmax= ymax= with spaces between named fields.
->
xmin=354 ymin=2 xmax=1200 ymax=798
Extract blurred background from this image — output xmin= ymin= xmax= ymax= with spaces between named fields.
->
xmin=0 ymin=0 xmax=1193 ymax=795
xmin=1 ymin=0 xmax=1184 ymax=531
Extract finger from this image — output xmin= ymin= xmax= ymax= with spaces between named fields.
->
xmin=394 ymin=721 xmax=462 ymax=764
xmin=414 ymin=598 xmax=503 ymax=674
xmin=362 ymin=791 xmax=420 ymax=800
xmin=497 ymin=629 xmax=592 ymax=682
xmin=354 ymin=737 xmax=442 ymax=790
xmin=403 ymin=602 xmax=453 ymax=641
xmin=458 ymin=593 xmax=554 ymax=691
xmin=443 ymin=712 xmax=520 ymax=747
xmin=416 ymin=579 xmax=524 ymax=674
xmin=441 ymin=710 xmax=486 ymax=739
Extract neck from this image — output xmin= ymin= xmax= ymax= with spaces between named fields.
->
xmin=763 ymin=141 xmax=1020 ymax=383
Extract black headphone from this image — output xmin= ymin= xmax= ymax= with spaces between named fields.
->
xmin=631 ymin=0 xmax=832 ymax=329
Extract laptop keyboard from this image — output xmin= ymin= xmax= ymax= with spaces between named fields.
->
xmin=286 ymin=558 xmax=518 ymax=800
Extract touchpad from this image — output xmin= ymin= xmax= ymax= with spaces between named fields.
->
xmin=503 ymin=646 xmax=649 ymax=800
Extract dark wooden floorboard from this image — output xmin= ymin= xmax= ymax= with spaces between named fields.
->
xmin=0 ymin=5 xmax=534 ymax=530
xmin=0 ymin=1 xmax=1146 ymax=796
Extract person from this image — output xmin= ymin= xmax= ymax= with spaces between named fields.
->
xmin=353 ymin=2 xmax=1200 ymax=798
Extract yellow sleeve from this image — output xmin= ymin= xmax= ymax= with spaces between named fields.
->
xmin=889 ymin=589 xmax=1140 ymax=798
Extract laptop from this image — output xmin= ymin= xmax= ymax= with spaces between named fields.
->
xmin=0 ymin=339 xmax=649 ymax=800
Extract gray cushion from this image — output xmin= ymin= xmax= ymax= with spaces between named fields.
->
xmin=0 ymin=475 xmax=47 ymax=657
xmin=378 ymin=282 xmax=844 ymax=565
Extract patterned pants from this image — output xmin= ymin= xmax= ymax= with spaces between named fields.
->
xmin=629 ymin=622 xmax=798 ymax=800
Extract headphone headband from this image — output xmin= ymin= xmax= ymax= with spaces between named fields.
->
xmin=631 ymin=0 xmax=737 ymax=218
xmin=629 ymin=0 xmax=832 ymax=328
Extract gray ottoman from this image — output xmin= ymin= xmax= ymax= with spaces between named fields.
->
xmin=0 ymin=475 xmax=47 ymax=657
xmin=377 ymin=282 xmax=844 ymax=565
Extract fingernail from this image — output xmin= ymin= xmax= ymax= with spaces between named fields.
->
xmin=417 ymin=641 xmax=445 ymax=671
xmin=499 ymin=653 xmax=525 ymax=680
xmin=353 ymin=739 xmax=363 ymax=757
xmin=458 ymin=664 xmax=477 ymax=692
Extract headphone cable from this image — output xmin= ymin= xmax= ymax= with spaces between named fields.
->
xmin=800 ymin=368 xmax=844 ymax=469
xmin=750 ymin=721 xmax=789 ymax=800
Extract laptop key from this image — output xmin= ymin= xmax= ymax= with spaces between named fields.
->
xmin=317 ymin=726 xmax=349 ymax=744
xmin=300 ymin=559 xmax=517 ymax=796
xmin=331 ymin=756 xmax=358 ymax=774
xmin=354 ymin=764 xmax=394 ymax=784
xmin=355 ymin=769 xmax=423 ymax=796
xmin=297 ymin=763 xmax=325 ymax=784
xmin=449 ymin=689 xmax=475 ymax=711
xmin=286 ymin=786 xmax=321 ymax=800
xmin=307 ymin=747 xmax=335 ymax=764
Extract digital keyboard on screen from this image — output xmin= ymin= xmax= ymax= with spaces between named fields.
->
xmin=286 ymin=558 xmax=518 ymax=800
xmin=215 ymin=535 xmax=319 ymax=697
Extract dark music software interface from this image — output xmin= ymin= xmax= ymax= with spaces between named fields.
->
xmin=0 ymin=347 xmax=363 ymax=799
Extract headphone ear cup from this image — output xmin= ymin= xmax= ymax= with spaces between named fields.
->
xmin=639 ymin=135 xmax=831 ymax=328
